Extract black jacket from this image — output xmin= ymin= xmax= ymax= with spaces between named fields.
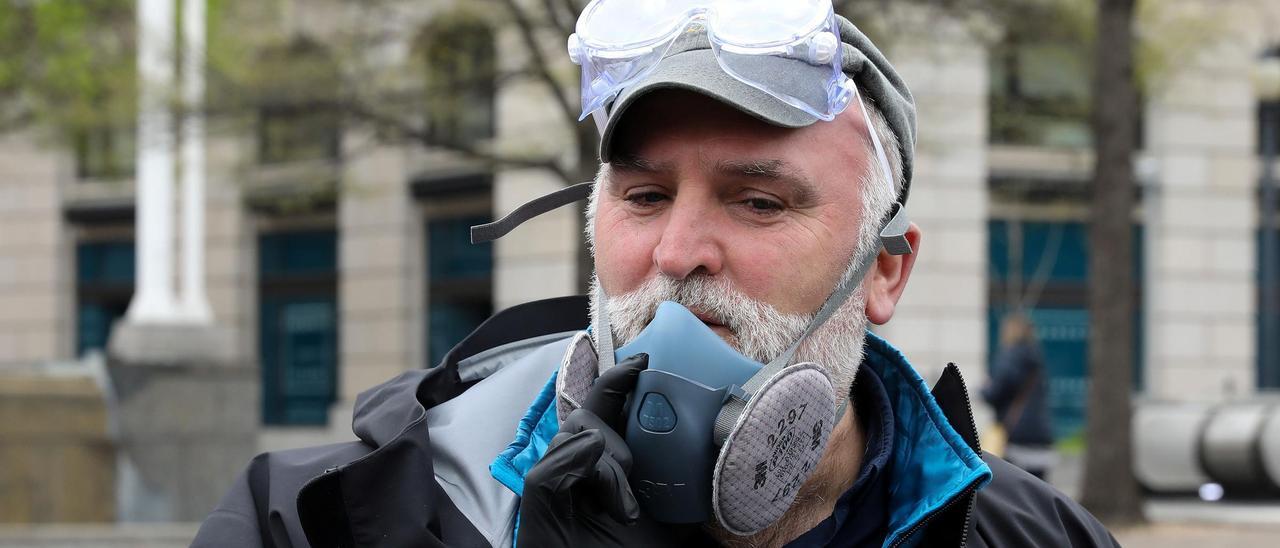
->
xmin=193 ymin=296 xmax=1117 ymax=547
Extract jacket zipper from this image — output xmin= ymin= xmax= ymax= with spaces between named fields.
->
xmin=888 ymin=365 xmax=983 ymax=548
xmin=948 ymin=363 xmax=983 ymax=455
xmin=886 ymin=482 xmax=979 ymax=548
xmin=951 ymin=368 xmax=980 ymax=547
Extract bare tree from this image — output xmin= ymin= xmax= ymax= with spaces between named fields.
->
xmin=1080 ymin=0 xmax=1144 ymax=525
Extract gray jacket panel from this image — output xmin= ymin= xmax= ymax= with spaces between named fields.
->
xmin=426 ymin=332 xmax=573 ymax=546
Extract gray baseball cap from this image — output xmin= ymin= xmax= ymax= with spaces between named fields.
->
xmin=598 ymin=15 xmax=917 ymax=205
xmin=469 ymin=16 xmax=917 ymax=245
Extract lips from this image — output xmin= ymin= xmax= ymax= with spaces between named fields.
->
xmin=688 ymin=308 xmax=726 ymax=328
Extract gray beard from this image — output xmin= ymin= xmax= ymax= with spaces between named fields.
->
xmin=588 ymin=273 xmax=869 ymax=416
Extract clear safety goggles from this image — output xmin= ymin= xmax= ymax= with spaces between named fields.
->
xmin=567 ymin=0 xmax=856 ymax=122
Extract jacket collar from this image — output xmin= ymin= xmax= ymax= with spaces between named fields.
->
xmin=860 ymin=332 xmax=991 ymax=546
xmin=297 ymin=296 xmax=589 ymax=546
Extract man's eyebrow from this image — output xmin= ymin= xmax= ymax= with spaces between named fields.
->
xmin=714 ymin=159 xmax=819 ymax=204
xmin=610 ymin=154 xmax=670 ymax=175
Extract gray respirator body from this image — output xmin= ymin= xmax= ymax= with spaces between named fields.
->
xmin=556 ymin=301 xmax=837 ymax=535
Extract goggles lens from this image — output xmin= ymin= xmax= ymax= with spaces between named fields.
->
xmin=571 ymin=0 xmax=852 ymax=121
xmin=577 ymin=0 xmax=692 ymax=49
xmin=708 ymin=0 xmax=831 ymax=46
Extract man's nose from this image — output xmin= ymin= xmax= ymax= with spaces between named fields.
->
xmin=652 ymin=198 xmax=724 ymax=280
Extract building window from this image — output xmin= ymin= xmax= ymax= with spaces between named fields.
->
xmin=1256 ymin=48 xmax=1280 ymax=388
xmin=420 ymin=15 xmax=496 ymax=148
xmin=987 ymin=220 xmax=1144 ymax=439
xmin=989 ymin=42 xmax=1093 ymax=148
xmin=258 ymin=103 xmax=341 ymax=164
xmin=259 ymin=230 xmax=338 ymax=426
xmin=1261 ymin=99 xmax=1280 ymax=156
xmin=76 ymin=241 xmax=135 ymax=355
xmin=253 ymin=38 xmax=342 ymax=165
xmin=1259 ymin=227 xmax=1280 ymax=390
xmin=75 ymin=125 xmax=136 ymax=180
xmin=426 ymin=216 xmax=493 ymax=365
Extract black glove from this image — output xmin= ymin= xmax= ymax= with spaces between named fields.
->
xmin=516 ymin=354 xmax=711 ymax=547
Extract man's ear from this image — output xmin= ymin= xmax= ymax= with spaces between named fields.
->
xmin=865 ymin=222 xmax=922 ymax=325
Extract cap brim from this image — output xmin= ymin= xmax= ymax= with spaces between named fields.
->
xmin=598 ymin=48 xmax=823 ymax=163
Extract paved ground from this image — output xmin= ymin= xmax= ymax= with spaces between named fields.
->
xmin=0 ymin=524 xmax=197 ymax=548
xmin=1115 ymin=522 xmax=1280 ymax=547
xmin=1048 ymin=450 xmax=1280 ymax=546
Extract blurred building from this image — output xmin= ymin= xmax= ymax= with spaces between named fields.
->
xmin=0 ymin=0 xmax=1279 ymax=520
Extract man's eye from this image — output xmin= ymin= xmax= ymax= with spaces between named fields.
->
xmin=743 ymin=197 xmax=783 ymax=214
xmin=625 ymin=192 xmax=668 ymax=206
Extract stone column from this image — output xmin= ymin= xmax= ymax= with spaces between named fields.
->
xmin=493 ymin=169 xmax=580 ymax=311
xmin=1144 ymin=32 xmax=1260 ymax=402
xmin=126 ymin=0 xmax=179 ymax=324
xmin=178 ymin=0 xmax=212 ymax=324
xmin=0 ymin=133 xmax=65 ymax=366
xmin=490 ymin=47 xmax=580 ymax=311
xmin=338 ymin=138 xmax=423 ymax=411
xmin=106 ymin=0 xmax=255 ymax=521
xmin=874 ymin=24 xmax=992 ymax=397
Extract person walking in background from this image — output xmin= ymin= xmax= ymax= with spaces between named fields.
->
xmin=983 ymin=313 xmax=1057 ymax=480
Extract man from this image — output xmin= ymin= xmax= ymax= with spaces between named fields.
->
xmin=195 ymin=4 xmax=1118 ymax=547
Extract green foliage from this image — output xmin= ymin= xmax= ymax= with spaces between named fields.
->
xmin=986 ymin=0 xmax=1095 ymax=148
xmin=1135 ymin=0 xmax=1229 ymax=93
xmin=0 ymin=0 xmax=257 ymax=137
xmin=418 ymin=10 xmax=496 ymax=147
xmin=0 ymin=0 xmax=1233 ymax=158
xmin=0 ymin=0 xmax=136 ymax=137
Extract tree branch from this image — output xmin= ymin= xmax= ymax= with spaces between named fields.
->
xmin=541 ymin=0 xmax=572 ymax=37
xmin=559 ymin=0 xmax=587 ymax=30
xmin=493 ymin=0 xmax=580 ymax=127
xmin=339 ymin=99 xmax=574 ymax=184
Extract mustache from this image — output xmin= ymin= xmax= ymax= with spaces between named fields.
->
xmin=644 ymin=279 xmax=728 ymax=324
xmin=622 ymin=276 xmax=751 ymax=333
xmin=605 ymin=274 xmax=813 ymax=363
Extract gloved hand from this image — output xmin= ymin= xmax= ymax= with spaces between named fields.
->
xmin=516 ymin=354 xmax=711 ymax=547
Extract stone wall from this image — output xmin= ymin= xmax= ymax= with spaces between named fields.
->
xmin=1142 ymin=2 xmax=1269 ymax=402
xmin=339 ymin=138 xmax=425 ymax=404
xmin=0 ymin=373 xmax=114 ymax=523
xmin=0 ymin=133 xmax=70 ymax=367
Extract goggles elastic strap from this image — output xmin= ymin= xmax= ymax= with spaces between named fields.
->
xmin=852 ymin=85 xmax=896 ymax=188
xmin=711 ymin=203 xmax=910 ymax=446
xmin=734 ymin=86 xmax=907 ymax=395
xmin=594 ymin=283 xmax=618 ymax=375
xmin=592 ymin=109 xmax=609 ymax=136
xmin=754 ymin=203 xmax=910 ymax=391
xmin=469 ymin=181 xmax=593 ymax=244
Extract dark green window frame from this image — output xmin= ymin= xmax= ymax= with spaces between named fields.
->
xmin=426 ymin=215 xmax=493 ymax=366
xmin=74 ymin=125 xmax=136 ymax=179
xmin=76 ymin=240 xmax=135 ymax=356
xmin=258 ymin=230 xmax=339 ymax=426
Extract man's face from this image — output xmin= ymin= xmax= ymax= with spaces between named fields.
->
xmin=593 ymin=90 xmax=877 ymax=350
